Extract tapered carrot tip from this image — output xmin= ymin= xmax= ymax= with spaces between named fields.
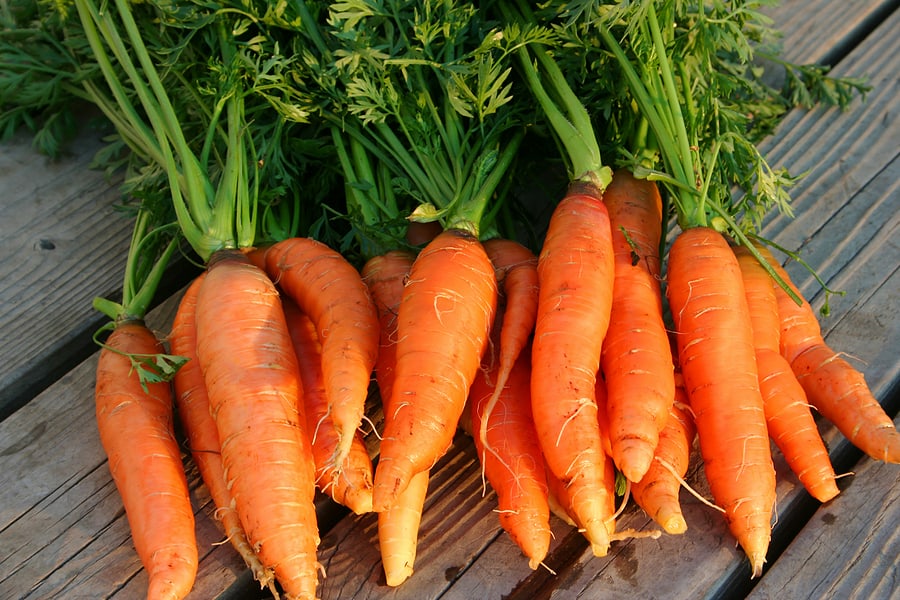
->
xmin=618 ymin=447 xmax=655 ymax=484
xmin=808 ymin=480 xmax=840 ymax=504
xmin=147 ymin=551 xmax=196 ymax=600
xmin=585 ymin=520 xmax=612 ymax=557
xmin=656 ymin=510 xmax=688 ymax=535
xmin=740 ymin=532 xmax=770 ymax=578
xmin=791 ymin=344 xmax=900 ymax=463
xmin=524 ymin=537 xmax=551 ymax=570
xmin=343 ymin=486 xmax=375 ymax=515
xmin=384 ymin=563 xmax=414 ymax=587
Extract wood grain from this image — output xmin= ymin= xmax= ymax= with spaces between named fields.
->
xmin=0 ymin=128 xmax=131 ymax=418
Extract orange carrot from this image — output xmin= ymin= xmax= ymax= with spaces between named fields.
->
xmin=362 ymin=250 xmax=417 ymax=407
xmin=169 ymin=274 xmax=277 ymax=593
xmin=600 ymin=170 xmax=675 ymax=483
xmin=666 ymin=228 xmax=776 ymax=577
xmin=545 ymin=467 xmax=579 ymax=527
xmin=469 ymin=334 xmax=551 ymax=570
xmin=759 ymin=246 xmax=900 ymax=463
xmin=373 ymin=229 xmax=498 ymax=511
xmin=95 ymin=320 xmax=197 ymax=600
xmin=195 ymin=249 xmax=319 ymax=600
xmin=283 ymin=297 xmax=374 ymax=515
xmin=734 ymin=246 xmax=839 ymax=503
xmin=631 ymin=371 xmax=696 ymax=535
xmin=378 ymin=470 xmax=430 ymax=586
xmin=482 ymin=238 xmax=540 ymax=379
xmin=261 ymin=237 xmax=380 ymax=468
xmin=530 ymin=181 xmax=616 ymax=556
xmin=595 ymin=371 xmax=613 ymax=457
xmin=477 ymin=238 xmax=540 ymax=472
xmin=362 ymin=250 xmax=428 ymax=586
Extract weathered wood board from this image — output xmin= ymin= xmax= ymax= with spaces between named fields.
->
xmin=0 ymin=127 xmax=131 ymax=419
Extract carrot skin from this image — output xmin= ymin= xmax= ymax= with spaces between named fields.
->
xmin=362 ymin=250 xmax=417 ymax=407
xmin=362 ymin=250 xmax=428 ymax=585
xmin=755 ymin=350 xmax=840 ymax=502
xmin=378 ymin=470 xmax=430 ymax=586
xmin=373 ymin=230 xmax=497 ymax=512
xmin=170 ymin=274 xmax=276 ymax=592
xmin=469 ymin=337 xmax=551 ymax=569
xmin=631 ymin=373 xmax=696 ymax=535
xmin=477 ymin=238 xmax=540 ymax=480
xmin=546 ymin=467 xmax=579 ymax=527
xmin=196 ymin=250 xmax=319 ymax=600
xmin=734 ymin=246 xmax=839 ymax=503
xmin=261 ymin=237 xmax=380 ymax=469
xmin=759 ymin=247 xmax=900 ymax=463
xmin=601 ymin=170 xmax=675 ymax=483
xmin=482 ymin=237 xmax=539 ymax=380
xmin=531 ymin=181 xmax=616 ymax=556
xmin=283 ymin=298 xmax=375 ymax=515
xmin=95 ymin=321 xmax=198 ymax=600
xmin=666 ymin=228 xmax=776 ymax=577
xmin=792 ymin=345 xmax=900 ymax=464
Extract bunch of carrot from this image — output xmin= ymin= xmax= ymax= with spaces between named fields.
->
xmin=54 ymin=0 xmax=900 ymax=598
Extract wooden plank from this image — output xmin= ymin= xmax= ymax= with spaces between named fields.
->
xmin=764 ymin=0 xmax=896 ymax=65
xmin=0 ymin=126 xmax=130 ymax=419
xmin=748 ymin=417 xmax=900 ymax=600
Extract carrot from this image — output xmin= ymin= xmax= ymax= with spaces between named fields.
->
xmin=169 ymin=273 xmax=278 ymax=594
xmin=469 ymin=333 xmax=551 ymax=570
xmin=530 ymin=180 xmax=617 ymax=557
xmin=361 ymin=250 xmax=417 ymax=407
xmin=195 ymin=249 xmax=319 ymax=600
xmin=758 ymin=246 xmax=900 ymax=463
xmin=666 ymin=228 xmax=776 ymax=577
xmin=260 ymin=236 xmax=380 ymax=469
xmin=734 ymin=246 xmax=839 ymax=503
xmin=594 ymin=371 xmax=613 ymax=458
xmin=600 ymin=170 xmax=676 ymax=483
xmin=477 ymin=238 xmax=540 ymax=470
xmin=362 ymin=250 xmax=428 ymax=586
xmin=631 ymin=370 xmax=696 ymax=535
xmin=95 ymin=320 xmax=197 ymax=600
xmin=373 ymin=229 xmax=498 ymax=511
xmin=282 ymin=297 xmax=374 ymax=515
xmin=545 ymin=467 xmax=579 ymax=527
xmin=378 ymin=470 xmax=430 ymax=586
xmin=481 ymin=238 xmax=540 ymax=382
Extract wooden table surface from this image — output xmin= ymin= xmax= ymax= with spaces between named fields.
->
xmin=1 ymin=1 xmax=898 ymax=599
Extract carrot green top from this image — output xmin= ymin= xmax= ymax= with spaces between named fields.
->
xmin=497 ymin=0 xmax=613 ymax=193
xmin=282 ymin=1 xmax=535 ymax=247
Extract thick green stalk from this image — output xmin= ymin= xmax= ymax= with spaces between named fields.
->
xmin=502 ymin=0 xmax=610 ymax=190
